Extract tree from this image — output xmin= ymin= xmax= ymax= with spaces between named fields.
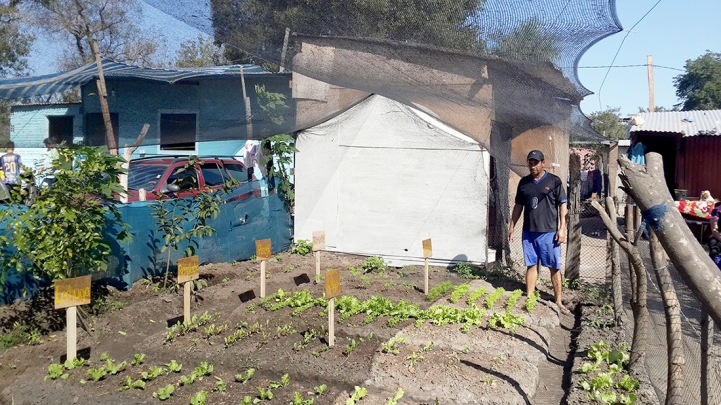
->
xmin=674 ymin=51 xmax=721 ymax=111
xmin=588 ymin=107 xmax=627 ymax=140
xmin=210 ymin=0 xmax=488 ymax=66
xmin=491 ymin=18 xmax=560 ymax=63
xmin=175 ymin=35 xmax=228 ymax=68
xmin=637 ymin=106 xmax=680 ymax=113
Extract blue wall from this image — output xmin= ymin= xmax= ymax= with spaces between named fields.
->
xmin=0 ymin=180 xmax=293 ymax=304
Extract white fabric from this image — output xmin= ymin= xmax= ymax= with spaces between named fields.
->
xmin=242 ymin=140 xmax=267 ymax=177
xmin=295 ymin=95 xmax=492 ymax=266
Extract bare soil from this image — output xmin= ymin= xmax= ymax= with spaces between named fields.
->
xmin=0 ymin=252 xmax=592 ymax=405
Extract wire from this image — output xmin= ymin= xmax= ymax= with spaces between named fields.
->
xmin=597 ymin=0 xmax=665 ymax=110
xmin=577 ymin=64 xmax=684 ymax=72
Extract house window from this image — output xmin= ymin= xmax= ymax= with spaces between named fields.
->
xmin=47 ymin=116 xmax=74 ymax=145
xmin=160 ymin=113 xmax=196 ymax=151
xmin=84 ymin=113 xmax=119 ymax=147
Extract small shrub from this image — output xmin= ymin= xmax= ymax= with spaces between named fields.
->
xmin=291 ymin=240 xmax=313 ymax=256
xmin=363 ymin=256 xmax=387 ymax=272
xmin=455 ymin=262 xmax=478 ymax=278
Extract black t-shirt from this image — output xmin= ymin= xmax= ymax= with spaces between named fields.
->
xmin=515 ymin=171 xmax=567 ymax=233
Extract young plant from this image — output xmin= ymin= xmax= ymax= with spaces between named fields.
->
xmin=427 ymin=281 xmax=454 ymax=301
xmin=455 ymin=262 xmax=478 ymax=278
xmin=346 ymin=386 xmax=367 ymax=405
xmin=153 ymin=384 xmax=175 ymax=400
xmin=63 ymin=357 xmax=86 ymax=370
xmin=313 ymin=384 xmax=328 ymax=395
xmin=406 ymin=352 xmax=424 ymax=370
xmin=291 ymin=240 xmax=313 ymax=256
xmin=44 ymin=363 xmax=68 ymax=380
xmin=141 ymin=366 xmax=166 ymax=381
xmin=166 ymin=359 xmax=182 ymax=373
xmin=363 ymin=256 xmax=387 ymax=272
xmin=87 ymin=366 xmax=107 ymax=382
xmin=384 ymin=388 xmax=404 ymax=405
xmin=506 ymin=289 xmax=524 ymax=311
xmin=466 ymin=287 xmax=488 ymax=305
xmin=269 ymin=373 xmax=290 ymax=389
xmin=488 ymin=311 xmax=526 ymax=335
xmin=131 ymin=353 xmax=146 ymax=366
xmin=190 ymin=390 xmax=208 ymax=405
xmin=119 ymin=376 xmax=146 ymax=391
xmin=257 ymin=387 xmax=274 ymax=401
xmin=290 ymin=391 xmax=315 ymax=405
xmin=381 ymin=336 xmax=406 ymax=355
xmin=448 ymin=283 xmax=470 ymax=303
xmin=235 ymin=368 xmax=255 ymax=384
xmin=525 ymin=291 xmax=540 ymax=313
xmin=212 ymin=376 xmax=227 ymax=392
xmin=344 ymin=339 xmax=360 ymax=356
xmin=484 ymin=287 xmax=506 ymax=309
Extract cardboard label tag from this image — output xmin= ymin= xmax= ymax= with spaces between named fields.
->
xmin=177 ymin=256 xmax=199 ymax=284
xmin=256 ymin=239 xmax=272 ymax=260
xmin=325 ymin=269 xmax=341 ymax=299
xmin=422 ymin=238 xmax=432 ymax=258
xmin=55 ymin=276 xmax=92 ymax=309
xmin=312 ymin=231 xmax=326 ymax=251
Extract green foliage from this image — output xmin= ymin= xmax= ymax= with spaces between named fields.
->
xmin=484 ymin=287 xmax=506 ymax=309
xmin=454 ymin=262 xmax=479 ymax=278
xmin=240 ymin=396 xmax=253 ymax=405
xmin=346 ymin=386 xmax=367 ymax=405
xmin=176 ymin=34 xmax=228 ymax=68
xmin=190 ymin=390 xmax=208 ymax=405
xmin=314 ymin=384 xmax=327 ymax=395
xmin=466 ymin=287 xmax=488 ymax=305
xmin=63 ymin=357 xmax=87 ymax=370
xmin=153 ymin=384 xmax=175 ymax=400
xmin=44 ymin=363 xmax=69 ymax=380
xmin=119 ymin=376 xmax=146 ymax=391
xmin=165 ymin=311 xmax=214 ymax=342
xmin=363 ymin=256 xmax=387 ymax=272
xmin=235 ymin=368 xmax=255 ymax=384
xmin=131 ymin=353 xmax=146 ymax=366
xmin=384 ymin=387 xmax=404 ymax=405
xmin=505 ymin=289 xmax=524 ymax=311
xmin=141 ymin=366 xmax=166 ymax=381
xmin=257 ymin=387 xmax=274 ymax=401
xmin=166 ymin=359 xmax=182 ymax=372
xmin=381 ymin=336 xmax=406 ymax=354
xmin=87 ymin=367 xmax=107 ymax=382
xmin=525 ymin=291 xmax=540 ymax=313
xmin=427 ymin=281 xmax=454 ymax=302
xmin=674 ymin=51 xmax=721 ymax=111
xmin=491 ymin=17 xmax=560 ymax=62
xmin=212 ymin=377 xmax=227 ymax=392
xmin=291 ymin=240 xmax=313 ymax=256
xmin=588 ymin=107 xmax=627 ymax=140
xmin=290 ymin=391 xmax=315 ymax=405
xmin=488 ymin=311 xmax=525 ymax=335
xmin=269 ymin=373 xmax=290 ymax=389
xmin=262 ymin=134 xmax=298 ymax=205
xmin=105 ymin=359 xmax=127 ymax=375
xmin=0 ymin=146 xmax=131 ymax=283
xmin=580 ymin=341 xmax=638 ymax=404
xmin=448 ymin=283 xmax=470 ymax=303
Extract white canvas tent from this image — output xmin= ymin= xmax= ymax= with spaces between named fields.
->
xmin=294 ymin=95 xmax=493 ymax=266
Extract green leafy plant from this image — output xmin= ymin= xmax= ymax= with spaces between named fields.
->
xmin=257 ymin=387 xmax=274 ymax=401
xmin=63 ymin=357 xmax=86 ymax=370
xmin=141 ymin=366 xmax=166 ymax=381
xmin=449 ymin=283 xmax=470 ymax=303
xmin=131 ymin=353 xmax=146 ymax=366
xmin=105 ymin=359 xmax=127 ymax=375
xmin=506 ymin=289 xmax=524 ymax=311
xmin=262 ymin=133 xmax=297 ymax=205
xmin=235 ymin=368 xmax=255 ymax=384
xmin=240 ymin=396 xmax=253 ymax=405
xmin=455 ymin=262 xmax=478 ymax=278
xmin=166 ymin=359 xmax=182 ymax=373
xmin=427 ymin=281 xmax=454 ymax=302
xmin=149 ymin=156 xmax=238 ymax=288
xmin=525 ymin=291 xmax=540 ymax=313
xmin=153 ymin=384 xmax=175 ymax=400
xmin=466 ymin=287 xmax=488 ymax=305
xmin=313 ymin=384 xmax=327 ymax=395
xmin=87 ymin=366 xmax=107 ymax=382
xmin=212 ymin=376 xmax=227 ymax=392
xmin=0 ymin=146 xmax=131 ymax=286
xmin=363 ymin=256 xmax=387 ymax=272
xmin=44 ymin=363 xmax=68 ymax=380
xmin=290 ymin=391 xmax=315 ymax=405
xmin=346 ymin=386 xmax=367 ymax=405
xmin=381 ymin=336 xmax=406 ymax=355
xmin=384 ymin=387 xmax=404 ymax=405
xmin=291 ymin=240 xmax=313 ymax=256
xmin=484 ymin=287 xmax=506 ymax=309
xmin=190 ymin=390 xmax=208 ymax=405
xmin=119 ymin=376 xmax=146 ymax=391
xmin=488 ymin=311 xmax=525 ymax=335
xmin=406 ymin=351 xmax=424 ymax=369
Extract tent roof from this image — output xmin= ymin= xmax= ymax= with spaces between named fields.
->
xmin=0 ymin=59 xmax=275 ymax=100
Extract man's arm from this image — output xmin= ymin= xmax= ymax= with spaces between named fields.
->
xmin=508 ymin=203 xmax=523 ymax=242
xmin=556 ymin=202 xmax=568 ymax=243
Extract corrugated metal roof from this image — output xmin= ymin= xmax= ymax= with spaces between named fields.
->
xmin=630 ymin=110 xmax=721 ymax=137
xmin=0 ymin=59 xmax=272 ymax=100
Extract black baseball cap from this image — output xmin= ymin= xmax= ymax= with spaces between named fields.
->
xmin=527 ymin=150 xmax=545 ymax=161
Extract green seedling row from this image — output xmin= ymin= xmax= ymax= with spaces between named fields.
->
xmin=484 ymin=287 xmax=506 ymax=309
xmin=448 ymin=283 xmax=470 ymax=303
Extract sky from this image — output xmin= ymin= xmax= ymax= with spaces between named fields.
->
xmin=578 ymin=0 xmax=721 ymax=117
xmin=26 ymin=0 xmax=721 ymax=119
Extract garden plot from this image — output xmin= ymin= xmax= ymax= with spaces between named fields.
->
xmin=0 ymin=252 xmax=565 ymax=404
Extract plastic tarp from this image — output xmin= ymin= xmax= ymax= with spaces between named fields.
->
xmin=294 ymin=95 xmax=491 ymax=266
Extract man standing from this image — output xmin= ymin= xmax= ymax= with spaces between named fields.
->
xmin=0 ymin=142 xmax=23 ymax=196
xmin=508 ymin=150 xmax=569 ymax=314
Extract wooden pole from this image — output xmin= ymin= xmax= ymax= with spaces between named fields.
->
xmin=647 ymin=55 xmax=655 ymax=112
xmin=328 ymin=298 xmax=335 ymax=347
xmin=279 ymin=28 xmax=291 ymax=72
xmin=566 ymin=152 xmax=581 ymax=280
xmin=701 ymin=304 xmax=714 ymax=405
xmin=88 ymin=39 xmax=117 ymax=155
xmin=315 ymin=251 xmax=321 ymax=280
xmin=183 ymin=282 xmax=191 ymax=324
xmin=240 ymin=66 xmax=253 ymax=139
xmin=605 ymin=196 xmax=624 ymax=328
xmin=67 ymin=306 xmax=77 ymax=360
xmin=424 ymin=258 xmax=429 ymax=295
xmin=260 ymin=260 xmax=266 ymax=298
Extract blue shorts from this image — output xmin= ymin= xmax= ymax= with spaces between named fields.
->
xmin=522 ymin=231 xmax=562 ymax=269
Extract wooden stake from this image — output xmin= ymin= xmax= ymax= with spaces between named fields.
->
xmin=647 ymin=55 xmax=655 ymax=112
xmin=260 ymin=260 xmax=266 ymax=298
xmin=315 ymin=251 xmax=321 ymax=279
xmin=279 ymin=27 xmax=291 ymax=72
xmin=701 ymin=304 xmax=714 ymax=405
xmin=424 ymin=258 xmax=429 ymax=294
xmin=67 ymin=306 xmax=77 ymax=360
xmin=328 ymin=298 xmax=335 ymax=347
xmin=184 ymin=282 xmax=191 ymax=324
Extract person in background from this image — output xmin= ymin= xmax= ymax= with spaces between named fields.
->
xmin=36 ymin=138 xmax=58 ymax=188
xmin=0 ymin=142 xmax=23 ymax=196
xmin=707 ymin=200 xmax=721 ymax=270
xmin=508 ymin=150 xmax=570 ymax=315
